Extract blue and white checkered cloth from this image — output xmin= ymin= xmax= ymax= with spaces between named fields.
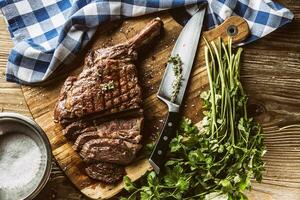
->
xmin=0 ymin=0 xmax=293 ymax=85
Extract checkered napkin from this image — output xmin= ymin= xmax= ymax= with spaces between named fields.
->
xmin=0 ymin=0 xmax=293 ymax=84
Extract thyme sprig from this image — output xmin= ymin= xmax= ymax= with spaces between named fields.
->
xmin=122 ymin=38 xmax=266 ymax=200
xmin=168 ymin=54 xmax=183 ymax=103
xmin=100 ymin=80 xmax=114 ymax=92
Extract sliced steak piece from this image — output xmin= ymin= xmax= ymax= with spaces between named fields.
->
xmin=73 ymin=132 xmax=99 ymax=152
xmin=80 ymin=138 xmax=142 ymax=165
xmin=95 ymin=117 xmax=143 ymax=144
xmin=62 ymin=121 xmax=96 ymax=140
xmin=68 ymin=117 xmax=144 ymax=151
xmin=85 ymin=162 xmax=125 ymax=184
xmin=54 ymin=18 xmax=163 ymax=125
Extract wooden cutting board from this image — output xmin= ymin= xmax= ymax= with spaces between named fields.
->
xmin=21 ymin=12 xmax=249 ymax=199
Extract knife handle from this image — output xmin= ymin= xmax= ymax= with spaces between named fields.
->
xmin=149 ymin=111 xmax=180 ymax=174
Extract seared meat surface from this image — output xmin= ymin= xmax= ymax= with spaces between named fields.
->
xmin=54 ymin=18 xmax=162 ymax=125
xmin=54 ymin=60 xmax=142 ymax=125
xmin=54 ymin=18 xmax=163 ymax=183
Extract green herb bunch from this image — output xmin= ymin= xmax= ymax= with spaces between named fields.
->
xmin=122 ymin=38 xmax=266 ymax=200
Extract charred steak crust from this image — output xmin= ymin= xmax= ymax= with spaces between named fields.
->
xmin=54 ymin=18 xmax=163 ymax=183
xmin=54 ymin=60 xmax=143 ymax=125
xmin=54 ymin=18 xmax=163 ymax=125
xmin=85 ymin=162 xmax=125 ymax=184
xmin=54 ymin=76 xmax=76 ymax=124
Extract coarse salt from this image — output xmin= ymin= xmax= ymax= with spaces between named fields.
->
xmin=0 ymin=133 xmax=42 ymax=189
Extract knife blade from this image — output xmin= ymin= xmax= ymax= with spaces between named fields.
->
xmin=149 ymin=7 xmax=206 ymax=174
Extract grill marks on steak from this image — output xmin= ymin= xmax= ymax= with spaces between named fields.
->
xmin=54 ymin=60 xmax=142 ymax=125
xmin=55 ymin=18 xmax=163 ymax=184
xmin=54 ymin=18 xmax=163 ymax=125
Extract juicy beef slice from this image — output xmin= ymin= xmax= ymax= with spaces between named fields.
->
xmin=73 ymin=132 xmax=99 ymax=152
xmin=63 ymin=121 xmax=96 ymax=140
xmin=72 ymin=117 xmax=143 ymax=152
xmin=95 ymin=117 xmax=143 ymax=143
xmin=80 ymin=138 xmax=142 ymax=165
xmin=54 ymin=18 xmax=163 ymax=125
xmin=85 ymin=162 xmax=125 ymax=184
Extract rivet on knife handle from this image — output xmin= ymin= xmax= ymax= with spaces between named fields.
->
xmin=149 ymin=112 xmax=180 ymax=174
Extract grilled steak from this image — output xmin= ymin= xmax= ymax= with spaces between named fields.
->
xmin=54 ymin=18 xmax=163 ymax=125
xmin=72 ymin=117 xmax=143 ymax=152
xmin=80 ymin=138 xmax=142 ymax=165
xmin=85 ymin=162 xmax=125 ymax=184
xmin=54 ymin=18 xmax=163 ymax=183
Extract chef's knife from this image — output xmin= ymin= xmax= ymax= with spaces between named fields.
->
xmin=149 ymin=7 xmax=206 ymax=174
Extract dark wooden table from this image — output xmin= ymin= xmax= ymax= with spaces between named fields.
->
xmin=0 ymin=0 xmax=299 ymax=199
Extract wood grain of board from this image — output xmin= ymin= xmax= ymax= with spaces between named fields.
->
xmin=0 ymin=0 xmax=299 ymax=199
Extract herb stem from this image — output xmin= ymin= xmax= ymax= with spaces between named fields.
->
xmin=205 ymin=46 xmax=216 ymax=137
